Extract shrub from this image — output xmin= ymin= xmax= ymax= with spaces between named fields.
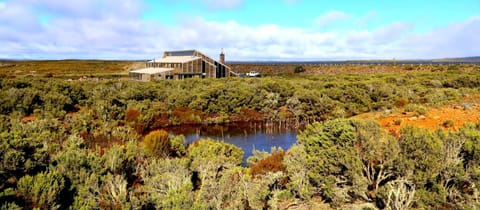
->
xmin=404 ymin=104 xmax=427 ymax=116
xmin=250 ymin=151 xmax=286 ymax=177
xmin=125 ymin=108 xmax=140 ymax=123
xmin=172 ymin=107 xmax=202 ymax=124
xmin=16 ymin=170 xmax=68 ymax=209
xmin=187 ymin=139 xmax=244 ymax=169
xmin=394 ymin=98 xmax=409 ymax=108
xmin=170 ymin=135 xmax=186 ymax=157
xmin=443 ymin=119 xmax=454 ymax=128
xmin=429 ymin=80 xmax=443 ymax=88
xmin=394 ymin=119 xmax=402 ymax=126
xmin=397 ymin=126 xmax=444 ymax=185
xmin=143 ymin=130 xmax=171 ymax=158
xmin=294 ymin=66 xmax=306 ymax=73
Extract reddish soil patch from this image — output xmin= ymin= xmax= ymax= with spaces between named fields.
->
xmin=21 ymin=115 xmax=37 ymax=123
xmin=378 ymin=104 xmax=480 ymax=136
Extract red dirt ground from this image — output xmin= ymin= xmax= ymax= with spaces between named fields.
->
xmin=381 ymin=94 xmax=480 ymax=135
xmin=354 ymin=94 xmax=480 ymax=136
xmin=379 ymin=104 xmax=480 ymax=136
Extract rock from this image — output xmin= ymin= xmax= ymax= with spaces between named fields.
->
xmin=433 ymin=116 xmax=441 ymax=120
xmin=462 ymin=103 xmax=473 ymax=110
xmin=419 ymin=115 xmax=426 ymax=120
xmin=409 ymin=116 xmax=418 ymax=121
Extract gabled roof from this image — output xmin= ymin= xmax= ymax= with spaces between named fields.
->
xmin=148 ymin=56 xmax=201 ymax=64
xmin=130 ymin=67 xmax=174 ymax=75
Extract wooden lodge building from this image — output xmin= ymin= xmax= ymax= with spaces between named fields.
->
xmin=129 ymin=50 xmax=231 ymax=81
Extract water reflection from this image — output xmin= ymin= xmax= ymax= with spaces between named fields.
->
xmin=165 ymin=123 xmax=300 ymax=163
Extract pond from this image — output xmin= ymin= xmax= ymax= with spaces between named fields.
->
xmin=165 ymin=123 xmax=300 ymax=164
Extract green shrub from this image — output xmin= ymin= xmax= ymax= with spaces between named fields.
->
xmin=397 ymin=126 xmax=444 ymax=185
xmin=170 ymin=135 xmax=186 ymax=157
xmin=404 ymin=104 xmax=427 ymax=116
xmin=143 ymin=130 xmax=171 ymax=158
xmin=187 ymin=139 xmax=244 ymax=170
xmin=16 ymin=170 xmax=68 ymax=209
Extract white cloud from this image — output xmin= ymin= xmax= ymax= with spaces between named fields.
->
xmin=0 ymin=1 xmax=478 ymax=60
xmin=355 ymin=10 xmax=378 ymax=28
xmin=400 ymin=16 xmax=480 ymax=58
xmin=314 ymin=10 xmax=351 ymax=27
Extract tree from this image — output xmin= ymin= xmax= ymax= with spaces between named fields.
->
xmin=436 ymin=130 xmax=466 ymax=203
xmin=396 ymin=126 xmax=445 ymax=208
xmin=296 ymin=119 xmax=401 ymax=205
xmin=385 ymin=179 xmax=415 ymax=210
xmin=353 ymin=120 xmax=399 ymax=199
xmin=284 ymin=144 xmax=314 ymax=200
xmin=296 ymin=119 xmax=363 ymax=203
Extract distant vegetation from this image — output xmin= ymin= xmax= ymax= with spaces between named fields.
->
xmin=2 ymin=60 xmax=480 ymax=79
xmin=1 ymin=65 xmax=480 ymax=209
xmin=0 ymin=60 xmax=141 ymax=78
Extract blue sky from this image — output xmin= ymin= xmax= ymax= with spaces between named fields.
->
xmin=0 ymin=0 xmax=479 ymax=60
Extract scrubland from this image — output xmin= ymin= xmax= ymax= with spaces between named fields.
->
xmin=1 ymin=62 xmax=480 ymax=209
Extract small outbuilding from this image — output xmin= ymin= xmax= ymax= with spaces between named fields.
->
xmin=130 ymin=49 xmax=231 ymax=81
xmin=128 ymin=67 xmax=174 ymax=81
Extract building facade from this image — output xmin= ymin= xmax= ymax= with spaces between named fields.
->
xmin=129 ymin=50 xmax=231 ymax=81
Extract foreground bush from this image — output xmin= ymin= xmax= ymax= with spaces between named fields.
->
xmin=143 ymin=130 xmax=171 ymax=158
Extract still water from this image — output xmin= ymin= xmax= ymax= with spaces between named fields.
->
xmin=165 ymin=123 xmax=299 ymax=163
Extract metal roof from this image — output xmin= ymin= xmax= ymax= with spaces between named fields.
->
xmin=149 ymin=56 xmax=201 ymax=63
xmin=129 ymin=67 xmax=174 ymax=75
xmin=164 ymin=50 xmax=196 ymax=56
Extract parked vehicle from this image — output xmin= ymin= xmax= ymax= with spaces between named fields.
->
xmin=246 ymin=71 xmax=261 ymax=77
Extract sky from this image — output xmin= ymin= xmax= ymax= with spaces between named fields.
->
xmin=0 ymin=0 xmax=479 ymax=60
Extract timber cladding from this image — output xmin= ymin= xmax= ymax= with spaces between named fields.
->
xmin=131 ymin=49 xmax=231 ymax=81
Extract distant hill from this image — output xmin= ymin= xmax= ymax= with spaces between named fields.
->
xmin=434 ymin=56 xmax=480 ymax=62
xmin=229 ymin=56 xmax=480 ymax=65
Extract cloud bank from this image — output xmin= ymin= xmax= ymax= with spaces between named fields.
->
xmin=0 ymin=0 xmax=478 ymax=60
